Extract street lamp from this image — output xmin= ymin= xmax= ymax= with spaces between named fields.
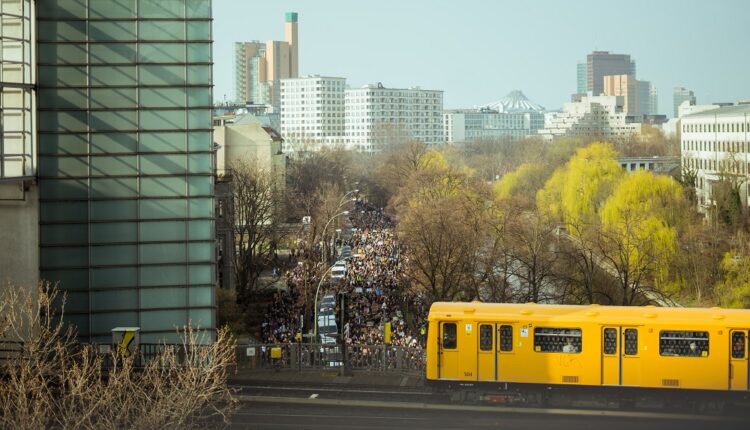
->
xmin=313 ymin=264 xmax=334 ymax=339
xmin=321 ymin=210 xmax=349 ymax=264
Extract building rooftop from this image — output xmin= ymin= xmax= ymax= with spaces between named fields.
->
xmin=682 ymin=103 xmax=750 ymax=119
xmin=481 ymin=90 xmax=545 ymax=113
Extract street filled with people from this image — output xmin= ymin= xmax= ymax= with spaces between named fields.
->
xmin=260 ymin=201 xmax=427 ymax=361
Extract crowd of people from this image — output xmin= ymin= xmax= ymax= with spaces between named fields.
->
xmin=261 ymin=201 xmax=427 ymax=353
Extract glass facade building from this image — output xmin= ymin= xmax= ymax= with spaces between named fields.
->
xmin=36 ymin=0 xmax=215 ymax=343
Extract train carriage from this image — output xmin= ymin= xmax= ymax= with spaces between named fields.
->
xmin=426 ymin=302 xmax=750 ymax=399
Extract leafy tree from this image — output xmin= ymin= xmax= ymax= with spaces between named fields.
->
xmin=715 ymin=248 xmax=750 ymax=308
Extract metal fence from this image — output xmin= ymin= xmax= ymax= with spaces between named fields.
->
xmin=236 ymin=343 xmax=426 ymax=374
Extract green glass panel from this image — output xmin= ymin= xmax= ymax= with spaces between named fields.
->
xmin=89 ymin=44 xmax=137 ymax=64
xmin=188 ymin=220 xmax=212 ymax=240
xmin=91 ymin=267 xmax=137 ymax=288
xmin=188 ymin=309 xmax=213 ymax=329
xmin=40 ymin=179 xmax=88 ymax=199
xmin=90 ymin=200 xmax=137 ymax=221
xmin=89 ymin=0 xmax=136 ymax=18
xmin=91 ymin=312 xmax=138 ymax=332
xmin=140 ymin=265 xmax=186 ymax=286
xmin=140 ymin=199 xmax=186 ymax=219
xmin=186 ymin=0 xmax=211 ymax=18
xmin=187 ymin=21 xmax=210 ymax=40
xmin=140 ymin=110 xmax=186 ymax=130
xmin=140 ymin=287 xmax=185 ymax=309
xmin=186 ymin=65 xmax=210 ymax=85
xmin=37 ymin=0 xmax=86 ymax=18
xmin=39 ymin=111 xmax=87 ymax=132
xmin=187 ymin=88 xmax=210 ymax=107
xmin=38 ymin=66 xmax=87 ymax=86
xmin=139 ymin=21 xmax=185 ymax=41
xmin=38 ymin=21 xmax=87 ymax=42
xmin=90 ymin=133 xmax=137 ymax=154
xmin=188 ymin=198 xmax=212 ymax=218
xmin=188 ymin=264 xmax=212 ymax=285
xmin=89 ymin=21 xmax=136 ymax=41
xmin=140 ymin=243 xmax=186 ymax=264
xmin=91 ymin=245 xmax=137 ymax=266
xmin=91 ymin=289 xmax=138 ymax=311
xmin=90 ymin=222 xmax=137 ymax=243
xmin=89 ymin=65 xmax=137 ymax=85
xmin=140 ymin=132 xmax=186 ymax=152
xmin=139 ymin=65 xmax=186 ymax=85
xmin=141 ymin=177 xmax=187 ymax=197
xmin=38 ymin=134 xmax=88 ymax=155
xmin=90 ymin=88 xmax=137 ymax=109
xmin=139 ymin=221 xmax=186 ymax=242
xmin=188 ymin=154 xmax=211 ymax=174
xmin=139 ymin=88 xmax=186 ymax=108
xmin=188 ymin=243 xmax=211 ymax=262
xmin=138 ymin=43 xmax=186 ymax=63
xmin=40 ymin=224 xmax=87 ymax=245
xmin=187 ymin=131 xmax=210 ymax=151
xmin=39 ymin=156 xmax=88 ymax=177
xmin=141 ymin=310 xmax=187 ymax=332
xmin=90 ymin=156 xmax=138 ymax=177
xmin=141 ymin=154 xmax=187 ymax=174
xmin=187 ymin=109 xmax=211 ymax=129
xmin=187 ymin=43 xmax=210 ymax=63
xmin=63 ymin=292 xmax=89 ymax=313
xmin=41 ymin=269 xmax=89 ymax=291
xmin=90 ymin=111 xmax=138 ymax=131
xmin=40 ymin=202 xmax=88 ymax=222
xmin=91 ymin=178 xmax=137 ymax=198
xmin=188 ymin=287 xmax=213 ymax=307
xmin=38 ymin=43 xmax=87 ymax=64
xmin=138 ymin=0 xmax=185 ymax=18
xmin=188 ymin=176 xmax=211 ymax=196
xmin=38 ymin=88 xmax=87 ymax=109
xmin=40 ymin=247 xmax=88 ymax=268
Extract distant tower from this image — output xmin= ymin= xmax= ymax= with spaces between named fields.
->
xmin=285 ymin=12 xmax=299 ymax=77
xmin=673 ymin=87 xmax=696 ymax=118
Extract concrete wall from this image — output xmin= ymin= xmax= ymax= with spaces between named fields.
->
xmin=0 ymin=182 xmax=39 ymax=292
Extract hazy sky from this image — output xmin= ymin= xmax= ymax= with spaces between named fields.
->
xmin=213 ymin=0 xmax=750 ymax=113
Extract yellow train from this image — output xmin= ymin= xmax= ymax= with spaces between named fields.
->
xmin=426 ymin=302 xmax=750 ymax=396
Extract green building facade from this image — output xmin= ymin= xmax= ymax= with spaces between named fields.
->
xmin=37 ymin=0 xmax=215 ymax=343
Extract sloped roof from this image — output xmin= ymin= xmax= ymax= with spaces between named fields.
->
xmin=481 ymin=90 xmax=545 ymax=113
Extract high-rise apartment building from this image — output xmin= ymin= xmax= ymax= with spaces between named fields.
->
xmin=674 ymin=86 xmax=696 ymax=118
xmin=586 ymin=51 xmax=635 ymax=96
xmin=234 ymin=12 xmax=298 ymax=110
xmin=345 ymin=83 xmax=444 ymax=153
xmin=280 ymin=76 xmax=346 ymax=152
xmin=0 ymin=0 xmax=216 ymax=343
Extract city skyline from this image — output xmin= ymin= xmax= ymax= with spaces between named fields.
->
xmin=213 ymin=0 xmax=750 ymax=114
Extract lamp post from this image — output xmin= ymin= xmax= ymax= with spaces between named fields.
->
xmin=321 ymin=210 xmax=349 ymax=265
xmin=313 ymin=265 xmax=334 ymax=339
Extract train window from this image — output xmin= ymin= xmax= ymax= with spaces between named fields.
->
xmin=659 ymin=331 xmax=709 ymax=357
xmin=603 ymin=328 xmax=617 ymax=355
xmin=479 ymin=325 xmax=493 ymax=351
xmin=442 ymin=323 xmax=457 ymax=349
xmin=534 ymin=327 xmax=582 ymax=353
xmin=732 ymin=332 xmax=745 ymax=359
xmin=624 ymin=329 xmax=638 ymax=355
xmin=499 ymin=325 xmax=513 ymax=352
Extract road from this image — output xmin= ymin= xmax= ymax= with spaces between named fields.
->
xmin=231 ymin=383 xmax=741 ymax=430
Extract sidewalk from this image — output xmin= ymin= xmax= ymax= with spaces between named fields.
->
xmin=231 ymin=368 xmax=425 ymax=388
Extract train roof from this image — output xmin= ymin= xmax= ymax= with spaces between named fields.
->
xmin=428 ymin=302 xmax=750 ymax=327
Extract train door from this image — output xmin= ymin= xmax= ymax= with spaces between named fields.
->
xmin=438 ymin=322 xmax=459 ymax=379
xmin=729 ymin=330 xmax=748 ymax=391
xmin=601 ymin=326 xmax=641 ymax=386
xmin=477 ymin=323 xmax=495 ymax=381
xmin=496 ymin=324 xmax=514 ymax=382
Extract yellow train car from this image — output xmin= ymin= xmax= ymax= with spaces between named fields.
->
xmin=426 ymin=302 xmax=750 ymax=394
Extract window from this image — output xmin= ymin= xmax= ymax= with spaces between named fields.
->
xmin=479 ymin=325 xmax=493 ymax=351
xmin=732 ymin=332 xmax=746 ymax=359
xmin=499 ymin=325 xmax=513 ymax=352
xmin=534 ymin=327 xmax=582 ymax=353
xmin=624 ymin=329 xmax=638 ymax=355
xmin=442 ymin=323 xmax=457 ymax=349
xmin=603 ymin=328 xmax=617 ymax=355
xmin=659 ymin=331 xmax=709 ymax=357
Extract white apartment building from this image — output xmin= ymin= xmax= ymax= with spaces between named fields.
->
xmin=280 ymin=75 xmax=346 ymax=153
xmin=680 ymin=103 xmax=750 ymax=213
xmin=539 ymin=95 xmax=642 ymax=140
xmin=345 ymin=83 xmax=444 ymax=153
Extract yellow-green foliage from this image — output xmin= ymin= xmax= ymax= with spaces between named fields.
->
xmin=493 ymin=163 xmax=546 ymax=202
xmin=417 ymin=149 xmax=449 ymax=172
xmin=536 ymin=142 xmax=622 ymax=225
xmin=600 ymin=170 xmax=685 ymax=281
xmin=715 ymin=252 xmax=750 ymax=308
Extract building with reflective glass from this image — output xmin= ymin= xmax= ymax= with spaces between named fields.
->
xmin=22 ymin=0 xmax=216 ymax=343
